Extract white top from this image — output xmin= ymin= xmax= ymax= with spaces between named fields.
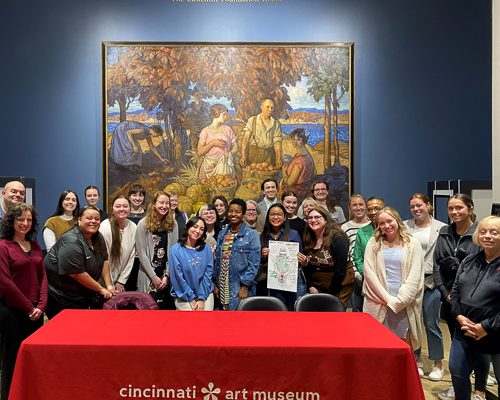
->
xmin=342 ymin=220 xmax=370 ymax=256
xmin=99 ymin=218 xmax=137 ymax=286
xmin=42 ymin=214 xmax=75 ymax=251
xmin=411 ymin=225 xmax=431 ymax=253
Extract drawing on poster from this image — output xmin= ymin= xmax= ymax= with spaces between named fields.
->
xmin=268 ymin=241 xmax=299 ymax=293
xmin=102 ymin=42 xmax=354 ymax=214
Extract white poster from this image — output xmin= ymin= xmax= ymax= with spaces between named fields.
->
xmin=267 ymin=241 xmax=299 ymax=293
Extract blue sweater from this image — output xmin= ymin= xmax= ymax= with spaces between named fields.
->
xmin=169 ymin=243 xmax=214 ymax=302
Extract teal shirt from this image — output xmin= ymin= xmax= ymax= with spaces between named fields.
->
xmin=352 ymin=223 xmax=374 ymax=276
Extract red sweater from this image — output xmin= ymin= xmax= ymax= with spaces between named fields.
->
xmin=0 ymin=239 xmax=48 ymax=314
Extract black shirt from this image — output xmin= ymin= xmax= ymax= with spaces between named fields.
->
xmin=44 ymin=227 xmax=107 ymax=309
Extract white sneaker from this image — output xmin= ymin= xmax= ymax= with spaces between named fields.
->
xmin=472 ymin=395 xmax=485 ymax=400
xmin=416 ymin=361 xmax=424 ymax=378
xmin=437 ymin=386 xmax=455 ymax=400
xmin=428 ymin=366 xmax=445 ymax=381
xmin=487 ymin=374 xmax=497 ymax=386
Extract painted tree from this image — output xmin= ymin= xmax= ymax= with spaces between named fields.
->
xmin=307 ymin=47 xmax=350 ymax=167
xmin=107 ymin=48 xmax=140 ymax=123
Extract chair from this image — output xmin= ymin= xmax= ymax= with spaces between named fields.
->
xmin=236 ymin=296 xmax=288 ymax=311
xmin=294 ymin=293 xmax=345 ymax=312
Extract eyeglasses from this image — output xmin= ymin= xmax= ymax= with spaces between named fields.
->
xmin=202 ymin=211 xmax=216 ymax=216
xmin=314 ymin=188 xmax=328 ymax=192
xmin=307 ymin=215 xmax=324 ymax=221
xmin=269 ymin=213 xmax=284 ymax=218
xmin=246 ymin=209 xmax=257 ymax=214
xmin=367 ymin=207 xmax=382 ymax=212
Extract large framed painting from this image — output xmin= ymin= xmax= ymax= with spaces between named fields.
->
xmin=102 ymin=41 xmax=354 ymax=217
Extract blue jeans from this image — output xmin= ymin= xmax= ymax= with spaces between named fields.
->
xmin=414 ymin=287 xmax=444 ymax=361
xmin=270 ymin=274 xmax=307 ymax=311
xmin=449 ymin=336 xmax=497 ymax=399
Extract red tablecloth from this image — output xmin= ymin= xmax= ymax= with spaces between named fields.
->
xmin=10 ymin=310 xmax=424 ymax=400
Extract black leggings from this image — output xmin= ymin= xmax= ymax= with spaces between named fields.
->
xmin=0 ymin=301 xmax=43 ymax=400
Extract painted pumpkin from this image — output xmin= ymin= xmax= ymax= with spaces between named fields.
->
xmin=163 ymin=183 xmax=186 ymax=196
xmin=185 ymin=184 xmax=205 ymax=202
xmin=177 ymin=196 xmax=194 ymax=215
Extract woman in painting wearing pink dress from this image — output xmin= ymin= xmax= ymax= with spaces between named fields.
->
xmin=281 ymin=128 xmax=317 ymax=193
xmin=197 ymin=104 xmax=239 ymax=182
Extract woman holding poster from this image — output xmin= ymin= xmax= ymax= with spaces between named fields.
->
xmin=259 ymin=203 xmax=306 ymax=310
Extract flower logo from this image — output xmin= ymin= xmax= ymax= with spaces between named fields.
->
xmin=201 ymin=382 xmax=221 ymax=400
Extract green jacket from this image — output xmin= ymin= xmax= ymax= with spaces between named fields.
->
xmin=352 ymin=223 xmax=374 ymax=276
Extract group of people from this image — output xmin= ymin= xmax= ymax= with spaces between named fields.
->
xmin=1 ymin=178 xmax=500 ymax=400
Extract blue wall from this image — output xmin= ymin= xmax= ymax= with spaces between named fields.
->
xmin=0 ymin=0 xmax=492 ymax=243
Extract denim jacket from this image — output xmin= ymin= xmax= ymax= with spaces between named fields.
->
xmin=214 ymin=222 xmax=261 ymax=310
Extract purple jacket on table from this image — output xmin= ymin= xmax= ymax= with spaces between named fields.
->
xmin=0 ymin=239 xmax=48 ymax=314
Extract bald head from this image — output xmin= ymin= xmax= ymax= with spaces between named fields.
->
xmin=2 ymin=181 xmax=26 ymax=210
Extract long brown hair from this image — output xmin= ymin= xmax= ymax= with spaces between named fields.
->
xmin=144 ymin=191 xmax=175 ymax=233
xmin=108 ymin=195 xmax=130 ymax=265
xmin=302 ymin=206 xmax=349 ymax=254
xmin=310 ymin=180 xmax=340 ymax=214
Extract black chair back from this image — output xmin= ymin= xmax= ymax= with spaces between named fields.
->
xmin=236 ymin=296 xmax=288 ymax=311
xmin=294 ymin=293 xmax=345 ymax=312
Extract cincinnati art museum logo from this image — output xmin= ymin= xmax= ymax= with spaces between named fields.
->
xmin=119 ymin=382 xmax=320 ymax=400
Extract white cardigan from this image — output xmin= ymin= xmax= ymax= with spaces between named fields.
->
xmin=99 ymin=219 xmax=136 ymax=286
xmin=362 ymin=236 xmax=424 ymax=350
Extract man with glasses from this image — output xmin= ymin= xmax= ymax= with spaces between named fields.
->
xmin=351 ymin=196 xmax=386 ymax=312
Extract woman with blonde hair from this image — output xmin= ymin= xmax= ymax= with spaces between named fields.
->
xmin=299 ymin=206 xmax=354 ymax=307
xmin=135 ymin=191 xmax=178 ymax=309
xmin=298 ymin=197 xmax=319 ymax=220
xmin=363 ymin=207 xmax=424 ymax=350
xmin=403 ymin=194 xmax=447 ymax=380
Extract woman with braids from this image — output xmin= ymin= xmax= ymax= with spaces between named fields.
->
xmin=169 ymin=217 xmax=214 ymax=311
xmin=299 ymin=206 xmax=354 ymax=307
xmin=363 ymin=206 xmax=424 ymax=350
xmin=99 ymin=195 xmax=136 ymax=292
xmin=259 ymin=203 xmax=306 ymax=310
xmin=135 ymin=191 xmax=178 ymax=309
xmin=214 ymin=198 xmax=260 ymax=311
xmin=0 ymin=203 xmax=47 ymax=400
xmin=297 ymin=181 xmax=346 ymax=224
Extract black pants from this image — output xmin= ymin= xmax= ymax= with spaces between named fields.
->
xmin=0 ymin=301 xmax=43 ymax=400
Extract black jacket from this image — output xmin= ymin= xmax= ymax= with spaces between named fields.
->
xmin=450 ymin=251 xmax=500 ymax=354
xmin=433 ymin=221 xmax=480 ymax=300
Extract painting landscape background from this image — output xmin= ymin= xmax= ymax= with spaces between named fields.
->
xmin=103 ymin=42 xmax=354 ymax=217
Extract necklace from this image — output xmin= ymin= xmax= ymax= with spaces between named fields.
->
xmin=15 ymin=238 xmax=30 ymax=252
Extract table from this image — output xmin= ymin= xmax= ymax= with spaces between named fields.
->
xmin=10 ymin=310 xmax=424 ymax=400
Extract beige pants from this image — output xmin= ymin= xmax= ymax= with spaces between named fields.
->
xmin=174 ymin=293 xmax=214 ymax=311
